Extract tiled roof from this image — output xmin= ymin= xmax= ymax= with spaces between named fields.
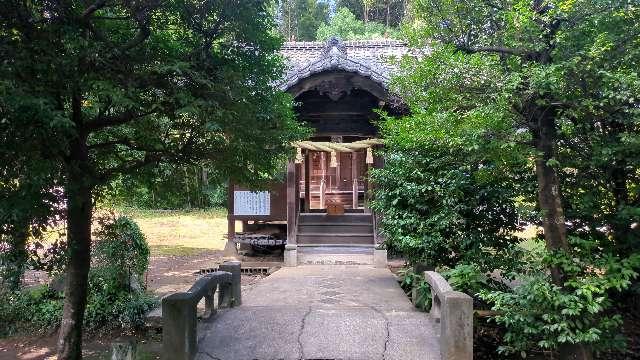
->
xmin=279 ymin=37 xmax=410 ymax=91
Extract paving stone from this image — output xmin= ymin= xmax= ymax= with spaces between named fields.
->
xmin=195 ymin=265 xmax=440 ymax=360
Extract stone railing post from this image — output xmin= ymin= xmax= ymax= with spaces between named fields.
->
xmin=441 ymin=291 xmax=473 ymax=360
xmin=161 ymin=270 xmax=237 ymax=360
xmin=162 ymin=293 xmax=197 ymax=360
xmin=424 ymin=271 xmax=473 ymax=360
xmin=218 ymin=261 xmax=241 ymax=306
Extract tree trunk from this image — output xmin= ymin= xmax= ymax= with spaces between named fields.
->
xmin=533 ymin=110 xmax=593 ymax=360
xmin=386 ymin=2 xmax=390 ymax=28
xmin=57 ymin=134 xmax=93 ymax=360
xmin=533 ymin=111 xmax=568 ymax=286
xmin=610 ymin=161 xmax=631 ymax=249
xmin=3 ymin=222 xmax=29 ymax=290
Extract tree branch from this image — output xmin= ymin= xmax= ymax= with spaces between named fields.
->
xmin=82 ymin=0 xmax=108 ymax=19
xmin=87 ymin=139 xmax=133 ymax=149
xmin=456 ymin=44 xmax=528 ymax=57
xmin=87 ymin=109 xmax=154 ymax=131
xmin=97 ymin=153 xmax=164 ymax=182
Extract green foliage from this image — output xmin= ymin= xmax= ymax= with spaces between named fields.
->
xmin=0 ymin=286 xmax=64 ymax=337
xmin=441 ymin=264 xmax=489 ymax=298
xmin=388 ymin=1 xmax=639 ymax=356
xmin=0 ymin=215 xmax=156 ymax=336
xmin=104 ymin=165 xmax=228 ymax=210
xmin=278 ymin=0 xmax=330 ymax=41
xmin=480 ymin=245 xmax=640 ymax=355
xmin=92 ymin=215 xmax=149 ymax=286
xmin=316 ymin=7 xmax=398 ymax=40
xmin=370 ymin=107 xmax=530 ymax=272
xmin=1 ymin=1 xmax=307 ymax=349
xmin=88 ymin=215 xmax=156 ymax=330
xmin=397 ymin=267 xmax=432 ymax=311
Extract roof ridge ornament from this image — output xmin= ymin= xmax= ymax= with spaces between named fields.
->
xmin=322 ymin=36 xmax=347 ymax=58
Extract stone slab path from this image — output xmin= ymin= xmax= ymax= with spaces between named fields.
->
xmin=196 ymin=265 xmax=440 ymax=360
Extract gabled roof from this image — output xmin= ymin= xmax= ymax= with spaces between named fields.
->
xmin=279 ymin=37 xmax=410 ymax=91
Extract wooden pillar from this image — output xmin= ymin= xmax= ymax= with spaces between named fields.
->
xmin=320 ymin=152 xmax=326 ymax=209
xmin=364 ymin=162 xmax=370 ymax=211
xmin=352 ymin=151 xmax=358 ymax=209
xmin=295 ymin=162 xmax=301 ymax=216
xmin=223 ymin=181 xmax=238 ymax=257
xmin=286 ymin=160 xmax=297 ymax=245
xmin=304 ymin=150 xmax=311 ymax=212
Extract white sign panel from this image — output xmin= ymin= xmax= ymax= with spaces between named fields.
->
xmin=233 ymin=191 xmax=270 ymax=216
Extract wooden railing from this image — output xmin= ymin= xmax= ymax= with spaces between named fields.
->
xmin=423 ymin=271 xmax=473 ymax=360
xmin=162 ymin=261 xmax=241 ymax=360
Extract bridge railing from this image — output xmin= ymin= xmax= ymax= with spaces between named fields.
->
xmin=162 ymin=261 xmax=241 ymax=360
xmin=424 ymin=271 xmax=473 ymax=360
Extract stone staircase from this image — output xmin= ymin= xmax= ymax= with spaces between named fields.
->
xmin=297 ymin=212 xmax=374 ymax=245
xmin=297 ymin=213 xmax=375 ymax=265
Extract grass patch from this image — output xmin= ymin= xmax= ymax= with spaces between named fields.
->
xmin=149 ymin=245 xmax=210 ymax=256
xmin=519 ymin=237 xmax=545 ymax=252
xmin=116 ymin=208 xmax=229 ymax=254
xmin=514 ymin=224 xmax=545 ymax=252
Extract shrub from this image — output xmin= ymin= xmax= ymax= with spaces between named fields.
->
xmin=0 ymin=215 xmax=156 ymax=337
xmin=86 ymin=214 xmax=155 ymax=330
xmin=441 ymin=264 xmax=489 ymax=298
xmin=397 ymin=267 xmax=432 ymax=311
xmin=370 ymin=113 xmax=530 ymax=274
xmin=0 ymin=285 xmax=63 ymax=337
xmin=479 ymin=241 xmax=640 ymax=356
xmin=92 ymin=214 xmax=149 ymax=292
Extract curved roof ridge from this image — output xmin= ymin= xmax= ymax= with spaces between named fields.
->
xmin=282 ymin=39 xmax=407 ymax=49
xmin=280 ymin=52 xmax=389 ymax=91
xmin=280 ymin=37 xmax=410 ymax=91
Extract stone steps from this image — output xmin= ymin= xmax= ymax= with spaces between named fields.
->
xmin=297 ymin=212 xmax=374 ymax=246
xmin=298 ymin=222 xmax=373 ymax=233
xmin=298 ymin=212 xmax=372 ymax=223
xmin=297 ymin=246 xmax=374 ymax=265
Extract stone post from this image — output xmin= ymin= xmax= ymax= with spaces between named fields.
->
xmin=284 ymin=244 xmax=297 ymax=267
xmin=162 ymin=293 xmax=197 ymax=360
xmin=440 ymin=291 xmax=473 ymax=360
xmin=111 ymin=337 xmax=136 ymax=360
xmin=373 ymin=249 xmax=387 ymax=268
xmin=219 ymin=261 xmax=241 ymax=306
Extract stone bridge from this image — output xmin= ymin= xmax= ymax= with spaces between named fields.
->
xmin=162 ymin=264 xmax=472 ymax=360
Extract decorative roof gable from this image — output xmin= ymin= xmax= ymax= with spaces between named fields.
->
xmin=279 ymin=37 xmax=410 ymax=92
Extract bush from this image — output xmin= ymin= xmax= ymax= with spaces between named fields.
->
xmin=397 ymin=267 xmax=432 ymax=311
xmin=0 ymin=215 xmax=156 ymax=337
xmin=86 ymin=214 xmax=155 ymax=330
xmin=0 ymin=285 xmax=63 ymax=337
xmin=92 ymin=214 xmax=149 ymax=291
xmin=479 ymin=241 xmax=640 ymax=356
xmin=370 ymin=113 xmax=530 ymax=274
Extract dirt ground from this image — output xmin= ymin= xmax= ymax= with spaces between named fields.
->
xmin=0 ymin=249 xmax=282 ymax=360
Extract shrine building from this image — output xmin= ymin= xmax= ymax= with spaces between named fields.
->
xmin=225 ymin=37 xmax=410 ymax=265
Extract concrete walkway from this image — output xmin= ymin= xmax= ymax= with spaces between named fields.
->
xmin=196 ymin=265 xmax=440 ymax=360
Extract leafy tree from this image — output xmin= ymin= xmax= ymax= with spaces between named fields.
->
xmin=390 ymin=0 xmax=640 ymax=357
xmin=105 ymin=164 xmax=228 ymax=210
xmin=278 ymin=0 xmax=330 ymax=41
xmin=316 ymin=7 xmax=398 ymax=40
xmin=370 ymin=107 xmax=531 ymax=273
xmin=336 ymin=0 xmax=407 ymax=27
xmin=0 ymin=1 xmax=306 ymax=359
xmin=372 ymin=45 xmax=534 ymax=272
